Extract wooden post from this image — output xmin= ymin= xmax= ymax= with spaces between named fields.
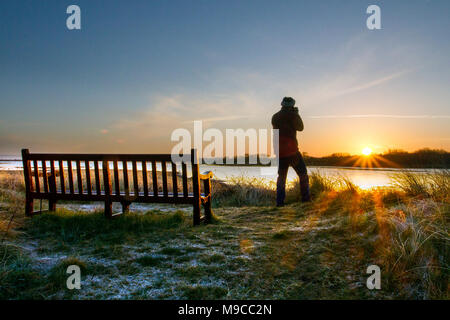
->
xmin=203 ymin=178 xmax=212 ymax=223
xmin=121 ymin=201 xmax=131 ymax=213
xmin=103 ymin=160 xmax=112 ymax=218
xmin=191 ymin=148 xmax=201 ymax=225
xmin=21 ymin=149 xmax=34 ymax=216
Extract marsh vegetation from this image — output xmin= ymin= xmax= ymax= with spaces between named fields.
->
xmin=0 ymin=170 xmax=448 ymax=299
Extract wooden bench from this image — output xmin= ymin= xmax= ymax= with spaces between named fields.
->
xmin=21 ymin=148 xmax=213 ymax=225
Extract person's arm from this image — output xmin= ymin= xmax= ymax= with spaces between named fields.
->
xmin=271 ymin=114 xmax=279 ymax=129
xmin=294 ymin=113 xmax=304 ymax=131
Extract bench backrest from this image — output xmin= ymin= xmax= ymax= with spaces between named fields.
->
xmin=21 ymin=148 xmax=201 ymax=204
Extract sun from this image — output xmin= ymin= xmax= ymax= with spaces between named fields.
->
xmin=362 ymin=147 xmax=373 ymax=156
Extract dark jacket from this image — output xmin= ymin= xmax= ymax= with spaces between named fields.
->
xmin=271 ymin=106 xmax=304 ymax=157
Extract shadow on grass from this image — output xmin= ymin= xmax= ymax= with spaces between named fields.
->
xmin=24 ymin=209 xmax=188 ymax=245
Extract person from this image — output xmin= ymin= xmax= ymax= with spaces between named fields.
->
xmin=271 ymin=97 xmax=311 ymax=206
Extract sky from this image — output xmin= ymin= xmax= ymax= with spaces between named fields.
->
xmin=0 ymin=0 xmax=449 ymax=157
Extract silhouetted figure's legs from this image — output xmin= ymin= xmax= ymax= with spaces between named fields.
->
xmin=276 ymin=158 xmax=289 ymax=206
xmin=276 ymin=152 xmax=311 ymax=206
xmin=291 ymin=152 xmax=311 ymax=202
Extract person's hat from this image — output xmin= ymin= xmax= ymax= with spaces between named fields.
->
xmin=281 ymin=97 xmax=296 ymax=107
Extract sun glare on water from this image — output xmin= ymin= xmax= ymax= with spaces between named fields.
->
xmin=362 ymin=147 xmax=373 ymax=156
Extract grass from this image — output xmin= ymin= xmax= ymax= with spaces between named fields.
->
xmin=391 ymin=169 xmax=450 ymax=202
xmin=0 ymin=170 xmax=448 ymax=299
xmin=25 ymin=209 xmax=187 ymax=245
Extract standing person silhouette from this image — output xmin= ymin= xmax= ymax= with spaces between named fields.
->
xmin=271 ymin=97 xmax=311 ymax=206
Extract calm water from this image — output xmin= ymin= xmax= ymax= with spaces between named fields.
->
xmin=200 ymin=165 xmax=431 ymax=190
xmin=0 ymin=157 xmax=432 ymax=190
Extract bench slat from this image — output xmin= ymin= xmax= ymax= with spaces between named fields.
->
xmin=122 ymin=160 xmax=129 ymax=196
xmin=182 ymin=162 xmax=188 ymax=198
xmin=33 ymin=160 xmax=40 ymax=193
xmin=85 ymin=160 xmax=92 ymax=195
xmin=162 ymin=161 xmax=168 ymax=197
xmin=113 ymin=160 xmax=120 ymax=196
xmin=142 ymin=161 xmax=149 ymax=196
xmin=50 ymin=161 xmax=57 ymax=194
xmin=152 ymin=160 xmax=158 ymax=197
xmin=30 ymin=190 xmax=206 ymax=198
xmin=94 ymin=161 xmax=101 ymax=195
xmin=102 ymin=160 xmax=112 ymax=218
xmin=76 ymin=160 xmax=83 ymax=194
xmin=42 ymin=160 xmax=48 ymax=193
xmin=68 ymin=161 xmax=74 ymax=194
xmin=103 ymin=160 xmax=111 ymax=196
xmin=30 ymin=191 xmax=198 ymax=204
xmin=27 ymin=153 xmax=175 ymax=162
xmin=172 ymin=163 xmax=178 ymax=197
xmin=59 ymin=160 xmax=65 ymax=194
xmin=132 ymin=160 xmax=139 ymax=196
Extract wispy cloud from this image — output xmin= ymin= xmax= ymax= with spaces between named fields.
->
xmin=333 ymin=69 xmax=413 ymax=98
xmin=301 ymin=69 xmax=415 ymax=107
xmin=182 ymin=115 xmax=251 ymax=123
xmin=307 ymin=114 xmax=450 ymax=119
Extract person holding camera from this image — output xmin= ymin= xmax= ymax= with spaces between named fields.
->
xmin=271 ymin=97 xmax=311 ymax=206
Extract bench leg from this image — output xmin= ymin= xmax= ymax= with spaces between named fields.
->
xmin=104 ymin=200 xmax=112 ymax=218
xmin=25 ymin=197 xmax=33 ymax=217
xmin=203 ymin=197 xmax=213 ymax=224
xmin=193 ymin=201 xmax=201 ymax=226
xmin=48 ymin=199 xmax=56 ymax=212
xmin=202 ymin=178 xmax=213 ymax=224
xmin=121 ymin=201 xmax=130 ymax=214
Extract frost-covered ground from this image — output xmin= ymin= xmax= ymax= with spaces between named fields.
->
xmin=1 ymin=170 xmax=448 ymax=299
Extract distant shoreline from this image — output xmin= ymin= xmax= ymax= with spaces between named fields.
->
xmin=0 ymin=163 xmax=444 ymax=171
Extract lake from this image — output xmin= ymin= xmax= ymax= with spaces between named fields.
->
xmin=0 ymin=157 xmax=433 ymax=190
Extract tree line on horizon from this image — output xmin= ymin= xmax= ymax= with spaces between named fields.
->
xmin=210 ymin=148 xmax=449 ymax=169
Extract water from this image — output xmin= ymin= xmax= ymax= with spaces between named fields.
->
xmin=1 ymin=157 xmax=433 ymax=190
xmin=200 ymin=165 xmax=433 ymax=190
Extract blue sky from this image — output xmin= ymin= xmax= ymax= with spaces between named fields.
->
xmin=0 ymin=0 xmax=449 ymax=156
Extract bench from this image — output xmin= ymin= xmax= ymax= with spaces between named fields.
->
xmin=21 ymin=148 xmax=213 ymax=225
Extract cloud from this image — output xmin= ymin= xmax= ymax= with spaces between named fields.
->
xmin=111 ymin=91 xmax=266 ymax=131
xmin=334 ymin=70 xmax=412 ymax=97
xmin=307 ymin=114 xmax=450 ymax=119
xmin=182 ymin=115 xmax=251 ymax=123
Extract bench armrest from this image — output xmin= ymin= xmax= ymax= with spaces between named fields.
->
xmin=199 ymin=171 xmax=214 ymax=180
